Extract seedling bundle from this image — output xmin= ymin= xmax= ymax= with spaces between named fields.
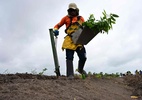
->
xmin=72 ymin=10 xmax=119 ymax=45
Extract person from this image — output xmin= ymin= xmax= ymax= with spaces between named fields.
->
xmin=53 ymin=3 xmax=87 ymax=79
xmin=139 ymin=70 xmax=142 ymax=75
xmin=135 ymin=70 xmax=139 ymax=75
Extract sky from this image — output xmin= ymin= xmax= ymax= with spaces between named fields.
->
xmin=0 ymin=0 xmax=142 ymax=75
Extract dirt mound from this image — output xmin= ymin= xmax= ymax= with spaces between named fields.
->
xmin=124 ymin=75 xmax=142 ymax=98
xmin=0 ymin=73 xmax=139 ymax=100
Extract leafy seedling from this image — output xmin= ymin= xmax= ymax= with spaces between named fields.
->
xmin=83 ymin=10 xmax=119 ymax=34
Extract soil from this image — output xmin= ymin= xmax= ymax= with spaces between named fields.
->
xmin=0 ymin=73 xmax=142 ymax=100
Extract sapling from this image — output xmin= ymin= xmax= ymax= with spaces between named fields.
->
xmin=76 ymin=69 xmax=86 ymax=79
xmin=39 ymin=68 xmax=47 ymax=75
xmin=83 ymin=10 xmax=119 ymax=34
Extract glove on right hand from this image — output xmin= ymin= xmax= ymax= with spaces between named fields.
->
xmin=53 ymin=30 xmax=59 ymax=36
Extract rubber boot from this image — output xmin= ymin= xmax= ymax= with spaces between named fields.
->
xmin=78 ymin=60 xmax=87 ymax=77
xmin=66 ymin=60 xmax=74 ymax=79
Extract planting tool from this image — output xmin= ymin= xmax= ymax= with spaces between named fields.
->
xmin=49 ymin=29 xmax=61 ymax=77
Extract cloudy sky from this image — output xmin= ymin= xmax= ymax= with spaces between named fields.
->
xmin=0 ymin=0 xmax=142 ymax=75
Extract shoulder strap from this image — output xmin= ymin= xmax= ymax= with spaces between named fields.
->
xmin=65 ymin=16 xmax=81 ymax=33
xmin=77 ymin=16 xmax=81 ymax=21
xmin=76 ymin=16 xmax=83 ymax=29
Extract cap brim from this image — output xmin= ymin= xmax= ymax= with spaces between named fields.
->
xmin=69 ymin=7 xmax=76 ymax=9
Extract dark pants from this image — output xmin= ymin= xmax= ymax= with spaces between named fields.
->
xmin=66 ymin=46 xmax=87 ymax=61
xmin=65 ymin=47 xmax=87 ymax=76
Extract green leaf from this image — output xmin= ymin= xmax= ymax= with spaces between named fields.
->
xmin=102 ymin=12 xmax=107 ymax=19
xmin=112 ymin=14 xmax=119 ymax=17
xmin=100 ymin=17 xmax=103 ymax=20
xmin=111 ymin=21 xmax=116 ymax=24
xmin=103 ymin=10 xmax=107 ymax=15
xmin=81 ymin=74 xmax=86 ymax=79
xmin=111 ymin=16 xmax=116 ymax=21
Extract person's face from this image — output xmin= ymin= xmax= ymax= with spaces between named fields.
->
xmin=68 ymin=8 xmax=77 ymax=17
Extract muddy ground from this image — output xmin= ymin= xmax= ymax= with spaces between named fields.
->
xmin=0 ymin=73 xmax=142 ymax=100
